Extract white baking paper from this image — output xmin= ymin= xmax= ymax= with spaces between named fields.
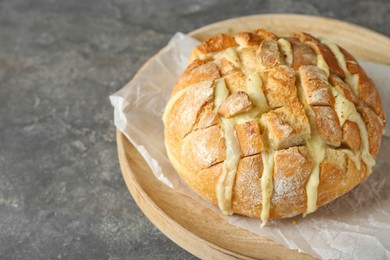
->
xmin=110 ymin=33 xmax=390 ymax=259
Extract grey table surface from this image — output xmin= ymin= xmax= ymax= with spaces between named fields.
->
xmin=0 ymin=0 xmax=389 ymax=259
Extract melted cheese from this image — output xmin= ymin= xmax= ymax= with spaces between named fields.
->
xmin=216 ymin=118 xmax=241 ymax=215
xmin=213 ymin=78 xmax=241 ymax=214
xmin=305 ymin=133 xmax=326 ymax=215
xmin=213 ymin=47 xmax=241 ymax=69
xmin=345 ymin=73 xmax=359 ymax=96
xmin=199 ymin=36 xmax=375 ymax=223
xmin=232 ymin=109 xmax=261 ymax=125
xmin=320 ymin=38 xmax=359 ymax=96
xmin=339 ymin=149 xmax=361 ymax=170
xmin=213 ymin=76 xmax=270 ymax=217
xmin=243 ymin=71 xmax=269 ymax=114
xmin=332 ymin=87 xmax=375 ymax=172
xmin=333 ymin=87 xmax=356 ymax=127
xmin=299 ymin=37 xmax=375 ymax=216
xmin=320 ymin=38 xmax=348 ymax=74
xmin=320 ymin=38 xmax=375 ymax=172
xmin=317 ymin=54 xmax=330 ymax=77
xmin=296 ymin=75 xmax=325 ymax=216
xmin=277 ymin=38 xmax=293 ymax=65
xmin=214 ymin=76 xmax=270 ymax=215
xmin=213 ymin=78 xmax=229 ymax=110
xmin=260 ymin=149 xmax=274 ymax=226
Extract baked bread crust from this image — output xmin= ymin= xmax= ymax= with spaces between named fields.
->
xmin=163 ymin=29 xmax=385 ymax=223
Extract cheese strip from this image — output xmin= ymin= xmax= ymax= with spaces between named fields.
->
xmin=214 ymin=78 xmax=241 ymax=214
xmin=243 ymin=71 xmax=269 ymax=114
xmin=213 ymin=78 xmax=229 ymax=110
xmin=320 ymin=39 xmax=370 ymax=169
xmin=332 ymin=87 xmax=375 ymax=172
xmin=295 ymin=68 xmax=326 ymax=216
xmin=277 ymin=38 xmax=293 ymax=66
xmin=217 ymin=117 xmax=241 ymax=214
xmin=260 ymin=149 xmax=274 ymax=226
xmin=320 ymin=38 xmax=359 ymax=96
xmin=305 ymin=133 xmax=326 ymax=214
xmin=316 ymin=54 xmax=330 ymax=77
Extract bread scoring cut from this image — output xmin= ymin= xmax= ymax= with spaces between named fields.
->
xmin=163 ymin=29 xmax=386 ymax=224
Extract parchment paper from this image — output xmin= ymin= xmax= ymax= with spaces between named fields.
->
xmin=110 ymin=33 xmax=390 ymax=259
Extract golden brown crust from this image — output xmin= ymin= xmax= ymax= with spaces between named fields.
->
xmin=312 ymin=106 xmax=342 ymax=147
xmin=339 ymin=46 xmax=360 ymax=78
xmin=180 ymin=125 xmax=226 ymax=171
xmin=224 ymin=72 xmax=246 ymax=93
xmin=260 ymin=102 xmax=311 ymax=150
xmin=239 ymin=47 xmax=259 ymax=71
xmin=173 ymin=60 xmax=219 ymax=95
xmin=235 ymin=120 xmax=263 ymax=157
xmin=342 ymin=120 xmax=361 ymax=151
xmin=257 ymin=39 xmax=281 ymax=69
xmin=218 ymin=91 xmax=253 ymax=118
xmin=271 ymin=146 xmax=312 ymax=218
xmin=190 ymin=163 xmax=222 ymax=206
xmin=232 ymin=154 xmax=263 ymax=217
xmin=285 ymin=37 xmax=317 ymax=70
xmin=292 ymin=32 xmax=346 ymax=79
xmin=235 ymin=32 xmax=263 ymax=46
xmin=299 ymin=65 xmax=335 ymax=106
xmin=339 ymin=47 xmax=386 ymax=123
xmin=339 ymin=46 xmax=358 ymax=64
xmin=318 ymin=150 xmax=367 ymax=207
xmin=359 ymin=106 xmax=384 ymax=158
xmin=220 ymin=57 xmax=237 ymax=75
xmin=193 ymin=102 xmax=219 ymax=131
xmin=329 ymin=74 xmax=358 ymax=104
xmin=254 ymin=29 xmax=278 ymax=40
xmin=263 ymin=65 xmax=298 ymax=108
xmin=317 ymin=149 xmax=347 ymax=206
xmin=196 ymin=33 xmax=238 ymax=54
xmin=356 ymin=68 xmax=386 ymax=122
xmin=164 ymin=29 xmax=385 ymax=221
xmin=166 ymin=80 xmax=214 ymax=139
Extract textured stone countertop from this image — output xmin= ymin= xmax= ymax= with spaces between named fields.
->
xmin=0 ymin=0 xmax=389 ymax=259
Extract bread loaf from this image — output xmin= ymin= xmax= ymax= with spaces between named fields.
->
xmin=163 ymin=29 xmax=386 ymax=225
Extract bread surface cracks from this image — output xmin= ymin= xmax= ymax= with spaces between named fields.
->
xmin=193 ymin=32 xmax=313 ymax=222
xmin=164 ymin=29 xmax=385 ymax=221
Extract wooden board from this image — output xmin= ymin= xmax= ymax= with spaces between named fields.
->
xmin=116 ymin=14 xmax=390 ymax=259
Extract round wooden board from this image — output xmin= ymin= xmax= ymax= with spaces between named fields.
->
xmin=116 ymin=14 xmax=390 ymax=259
